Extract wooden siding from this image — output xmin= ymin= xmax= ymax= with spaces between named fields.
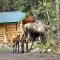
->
xmin=0 ymin=23 xmax=24 ymax=43
xmin=6 ymin=24 xmax=17 ymax=32
xmin=0 ymin=15 xmax=33 ymax=43
xmin=0 ymin=24 xmax=17 ymax=43
xmin=5 ymin=24 xmax=17 ymax=43
xmin=0 ymin=25 xmax=5 ymax=43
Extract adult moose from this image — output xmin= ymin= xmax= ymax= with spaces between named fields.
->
xmin=21 ymin=20 xmax=51 ymax=53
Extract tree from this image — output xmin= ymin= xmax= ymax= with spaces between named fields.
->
xmin=0 ymin=0 xmax=10 ymax=11
xmin=56 ymin=0 xmax=60 ymax=42
xmin=0 ymin=0 xmax=59 ymax=25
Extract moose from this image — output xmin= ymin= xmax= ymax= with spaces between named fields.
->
xmin=12 ymin=16 xmax=57 ymax=53
xmin=20 ymin=20 xmax=52 ymax=53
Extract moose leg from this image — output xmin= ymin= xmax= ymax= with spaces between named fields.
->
xmin=40 ymin=33 xmax=46 ymax=44
xmin=26 ymin=40 xmax=28 ymax=52
xmin=21 ymin=40 xmax=24 ymax=53
xmin=17 ymin=43 xmax=19 ymax=53
xmin=13 ymin=44 xmax=15 ymax=53
xmin=14 ymin=43 xmax=17 ymax=52
xmin=26 ymin=34 xmax=30 ymax=52
xmin=21 ymin=34 xmax=26 ymax=53
xmin=13 ymin=43 xmax=17 ymax=53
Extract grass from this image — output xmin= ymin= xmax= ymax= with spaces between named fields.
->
xmin=0 ymin=45 xmax=12 ymax=53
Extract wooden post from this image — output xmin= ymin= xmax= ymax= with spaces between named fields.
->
xmin=4 ymin=25 xmax=7 ymax=43
xmin=4 ymin=33 xmax=7 ymax=43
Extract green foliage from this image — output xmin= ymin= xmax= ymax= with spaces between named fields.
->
xmin=33 ymin=31 xmax=59 ymax=53
xmin=0 ymin=0 xmax=10 ymax=11
xmin=0 ymin=0 xmax=59 ymax=53
xmin=0 ymin=0 xmax=59 ymax=24
xmin=45 ymin=34 xmax=55 ymax=49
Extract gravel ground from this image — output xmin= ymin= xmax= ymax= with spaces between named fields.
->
xmin=0 ymin=42 xmax=59 ymax=60
xmin=0 ymin=47 xmax=59 ymax=60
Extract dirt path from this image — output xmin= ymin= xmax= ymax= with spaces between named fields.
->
xmin=0 ymin=47 xmax=59 ymax=60
xmin=0 ymin=51 xmax=59 ymax=60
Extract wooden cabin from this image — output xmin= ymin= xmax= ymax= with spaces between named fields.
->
xmin=0 ymin=11 xmax=33 ymax=43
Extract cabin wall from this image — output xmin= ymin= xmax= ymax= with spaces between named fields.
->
xmin=0 ymin=25 xmax=5 ymax=43
xmin=6 ymin=23 xmax=24 ymax=43
xmin=0 ymin=24 xmax=17 ymax=43
xmin=0 ymin=16 xmax=33 ymax=43
xmin=0 ymin=22 xmax=24 ymax=43
xmin=5 ymin=24 xmax=17 ymax=43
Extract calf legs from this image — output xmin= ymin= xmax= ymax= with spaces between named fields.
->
xmin=13 ymin=44 xmax=15 ymax=53
xmin=26 ymin=40 xmax=28 ymax=52
xmin=17 ymin=43 xmax=19 ymax=53
xmin=21 ymin=39 xmax=29 ymax=53
xmin=21 ymin=40 xmax=24 ymax=53
xmin=13 ymin=43 xmax=19 ymax=53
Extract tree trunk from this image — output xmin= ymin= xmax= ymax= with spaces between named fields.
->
xmin=56 ymin=0 xmax=60 ymax=42
xmin=56 ymin=0 xmax=59 ymax=21
xmin=46 ymin=10 xmax=50 ymax=25
xmin=45 ymin=0 xmax=50 ymax=25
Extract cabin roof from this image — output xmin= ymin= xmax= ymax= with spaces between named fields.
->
xmin=0 ymin=11 xmax=26 ymax=24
